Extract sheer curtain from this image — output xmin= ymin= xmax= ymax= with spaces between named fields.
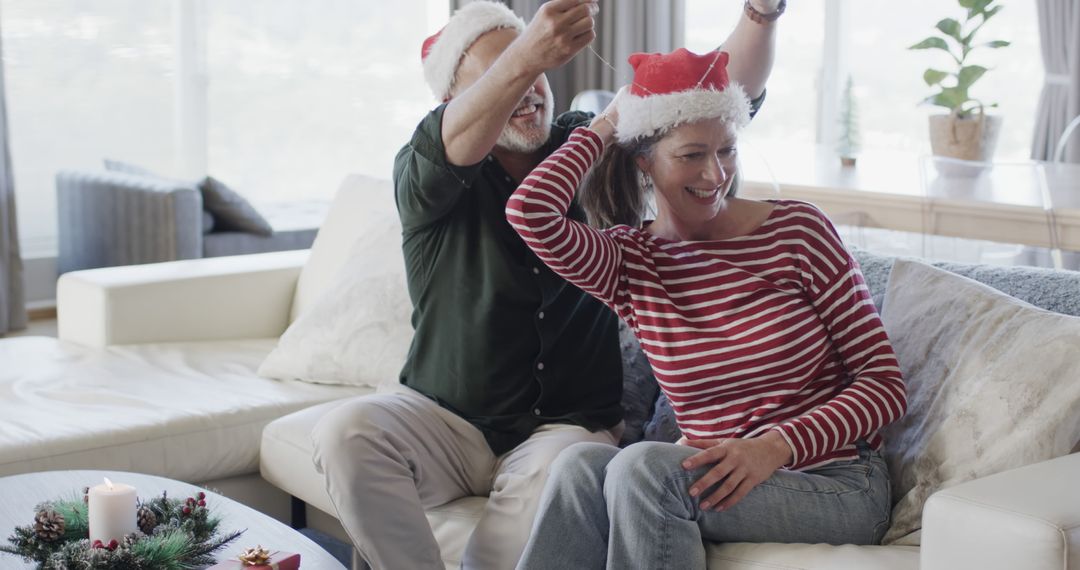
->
xmin=0 ymin=33 xmax=25 ymax=336
xmin=453 ymin=0 xmax=684 ymax=113
xmin=0 ymin=34 xmax=26 ymax=334
xmin=1031 ymin=0 xmax=1080 ymax=163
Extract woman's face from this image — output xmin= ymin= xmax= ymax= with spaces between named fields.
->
xmin=636 ymin=117 xmax=738 ymax=227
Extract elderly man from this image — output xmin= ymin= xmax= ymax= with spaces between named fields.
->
xmin=312 ymin=1 xmax=783 ymax=568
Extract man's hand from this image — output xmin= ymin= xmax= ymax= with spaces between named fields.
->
xmin=512 ymin=0 xmax=598 ymax=75
xmin=680 ymin=431 xmax=793 ymax=512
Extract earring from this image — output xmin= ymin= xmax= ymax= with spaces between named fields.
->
xmin=638 ymin=170 xmax=654 ymax=192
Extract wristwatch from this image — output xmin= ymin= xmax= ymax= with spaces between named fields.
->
xmin=744 ymin=0 xmax=786 ymax=24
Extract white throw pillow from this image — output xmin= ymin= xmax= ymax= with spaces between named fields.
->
xmin=258 ymin=182 xmax=413 ymax=389
xmin=879 ymin=259 xmax=1080 ymax=544
xmin=291 ymin=174 xmax=396 ymax=322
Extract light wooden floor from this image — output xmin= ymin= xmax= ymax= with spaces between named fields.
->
xmin=2 ymin=318 xmax=57 ymax=338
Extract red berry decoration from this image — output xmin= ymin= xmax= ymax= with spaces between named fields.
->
xmin=197 ymin=491 xmax=206 ymax=500
xmin=92 ymin=539 xmax=104 ymax=549
xmin=107 ymin=539 xmax=119 ymax=550
xmin=182 ymin=506 xmax=192 ymax=516
xmin=197 ymin=499 xmax=206 ymax=507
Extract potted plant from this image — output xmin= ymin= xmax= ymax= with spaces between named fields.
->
xmin=910 ymin=0 xmax=1010 ymax=162
xmin=836 ymin=75 xmax=860 ymax=167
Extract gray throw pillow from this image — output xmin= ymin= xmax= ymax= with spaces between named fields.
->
xmin=201 ymin=175 xmax=273 ymax=236
xmin=617 ymin=321 xmax=660 ymax=446
xmin=642 ymin=391 xmax=680 ymax=444
xmin=103 ymin=158 xmax=160 ymax=177
xmin=201 ymin=210 xmax=216 ymax=234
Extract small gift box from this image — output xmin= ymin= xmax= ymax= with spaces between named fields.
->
xmin=209 ymin=548 xmax=301 ymax=570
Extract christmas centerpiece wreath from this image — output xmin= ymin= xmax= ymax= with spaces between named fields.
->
xmin=1 ymin=488 xmax=243 ymax=569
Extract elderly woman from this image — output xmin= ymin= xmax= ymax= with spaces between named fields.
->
xmin=506 ymin=48 xmax=907 ymax=569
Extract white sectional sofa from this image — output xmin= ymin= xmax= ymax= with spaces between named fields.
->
xmin=0 ymin=176 xmax=377 ymax=521
xmin=4 ymin=173 xmax=1080 ymax=570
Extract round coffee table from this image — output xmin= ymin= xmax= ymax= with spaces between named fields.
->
xmin=0 ymin=470 xmax=346 ymax=569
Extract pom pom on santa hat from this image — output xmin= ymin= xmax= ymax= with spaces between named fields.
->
xmin=615 ymin=48 xmax=752 ymax=144
xmin=421 ymin=1 xmax=525 ymax=101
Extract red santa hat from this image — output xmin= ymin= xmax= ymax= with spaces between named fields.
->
xmin=421 ymin=1 xmax=525 ymax=101
xmin=615 ymin=48 xmax=751 ymax=144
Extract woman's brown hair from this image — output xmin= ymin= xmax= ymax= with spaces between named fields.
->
xmin=579 ymin=135 xmax=661 ymax=230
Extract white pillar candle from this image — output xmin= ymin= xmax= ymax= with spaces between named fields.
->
xmin=87 ymin=477 xmax=137 ymax=544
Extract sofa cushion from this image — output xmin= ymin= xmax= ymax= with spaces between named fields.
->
xmin=262 ymin=399 xmax=919 ymax=570
xmin=201 ymin=210 xmax=216 ymax=234
xmin=202 ymin=227 xmax=318 ymax=258
xmin=201 ymin=175 xmax=274 ymax=236
xmin=642 ymin=387 xmax=680 ymax=443
xmin=879 ymin=259 xmax=1080 ymax=544
xmin=0 ymin=337 xmax=367 ymax=483
xmin=259 ymin=199 xmax=411 ymax=389
xmin=291 ymin=175 xmax=397 ymax=322
xmin=617 ymin=321 xmax=660 ymax=446
xmin=424 ymin=496 xmax=921 ymax=570
xmin=261 ymin=399 xmax=368 ymax=518
xmin=202 ymin=200 xmax=330 ymax=258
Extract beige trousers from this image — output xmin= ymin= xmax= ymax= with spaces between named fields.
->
xmin=311 ymin=386 xmax=620 ymax=570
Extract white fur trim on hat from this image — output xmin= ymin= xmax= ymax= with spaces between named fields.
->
xmin=614 ymin=84 xmax=752 ymax=144
xmin=423 ymin=1 xmax=525 ymax=101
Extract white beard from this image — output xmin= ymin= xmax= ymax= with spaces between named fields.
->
xmin=496 ymin=88 xmax=555 ymax=153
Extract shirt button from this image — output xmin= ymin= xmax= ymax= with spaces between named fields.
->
xmin=532 ymin=267 xmax=540 ymax=275
xmin=533 ymin=408 xmax=542 ymax=416
xmin=505 ymin=176 xmax=512 ymax=183
xmin=537 ymin=362 xmax=545 ymax=371
xmin=538 ymin=311 xmax=545 ymax=320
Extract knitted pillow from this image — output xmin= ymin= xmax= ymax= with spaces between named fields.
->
xmin=851 ymin=247 xmax=1080 ymax=317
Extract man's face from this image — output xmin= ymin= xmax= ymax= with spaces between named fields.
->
xmin=452 ymin=28 xmax=554 ymax=154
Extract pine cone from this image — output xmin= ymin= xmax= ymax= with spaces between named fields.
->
xmin=137 ymin=506 xmax=158 ymax=535
xmin=122 ymin=531 xmax=143 ymax=549
xmin=33 ymin=509 xmax=65 ymax=542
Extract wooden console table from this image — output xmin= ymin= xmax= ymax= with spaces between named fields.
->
xmin=738 ymin=140 xmax=1080 ymax=252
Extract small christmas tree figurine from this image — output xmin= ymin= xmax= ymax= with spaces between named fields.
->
xmin=837 ymin=75 xmax=861 ymax=166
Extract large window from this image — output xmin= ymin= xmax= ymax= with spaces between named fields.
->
xmin=846 ymin=0 xmax=1040 ymax=158
xmin=2 ymin=2 xmax=176 ymax=257
xmin=204 ymin=1 xmax=445 ymax=203
xmin=2 ymin=0 xmax=448 ymax=257
xmin=684 ymin=0 xmax=1042 ymax=159
xmin=685 ymin=0 xmax=824 ymax=145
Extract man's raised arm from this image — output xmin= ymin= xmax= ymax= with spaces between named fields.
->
xmin=441 ymin=0 xmax=598 ymax=167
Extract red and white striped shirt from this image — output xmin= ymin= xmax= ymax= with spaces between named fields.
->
xmin=506 ymin=128 xmax=907 ymax=470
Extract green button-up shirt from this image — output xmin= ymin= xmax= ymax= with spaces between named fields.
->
xmin=392 ymin=106 xmax=624 ymax=455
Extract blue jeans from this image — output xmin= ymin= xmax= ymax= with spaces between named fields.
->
xmin=517 ymin=440 xmax=891 ymax=570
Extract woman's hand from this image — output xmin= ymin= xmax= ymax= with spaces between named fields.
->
xmin=748 ymin=0 xmax=783 ymax=12
xmin=680 ymin=431 xmax=794 ymax=512
xmin=587 ymin=86 xmax=627 ymax=143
